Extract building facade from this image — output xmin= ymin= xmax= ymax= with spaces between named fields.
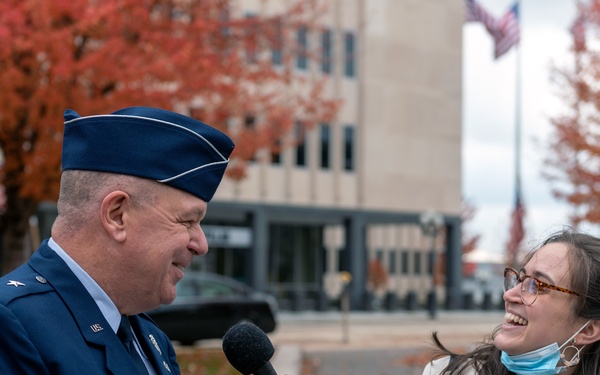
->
xmin=199 ymin=0 xmax=465 ymax=310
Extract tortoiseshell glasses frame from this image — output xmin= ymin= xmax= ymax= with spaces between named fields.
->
xmin=503 ymin=267 xmax=582 ymax=306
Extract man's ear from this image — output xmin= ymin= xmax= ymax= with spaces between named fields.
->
xmin=100 ymin=191 xmax=130 ymax=243
xmin=577 ymin=319 xmax=600 ymax=345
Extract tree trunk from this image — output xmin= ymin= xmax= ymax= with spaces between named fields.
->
xmin=1 ymin=224 xmax=33 ymax=275
xmin=0 ymin=193 xmax=38 ymax=275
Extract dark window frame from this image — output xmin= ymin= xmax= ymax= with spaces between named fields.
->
xmin=344 ymin=31 xmax=356 ymax=77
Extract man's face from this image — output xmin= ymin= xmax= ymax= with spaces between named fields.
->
xmin=124 ymin=186 xmax=208 ymax=312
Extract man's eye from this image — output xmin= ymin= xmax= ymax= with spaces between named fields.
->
xmin=186 ymin=220 xmax=199 ymax=228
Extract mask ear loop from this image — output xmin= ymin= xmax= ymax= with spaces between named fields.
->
xmin=559 ymin=320 xmax=593 ymax=367
xmin=560 ymin=338 xmax=583 ymax=367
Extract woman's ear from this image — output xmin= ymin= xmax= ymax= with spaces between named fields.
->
xmin=100 ymin=191 xmax=130 ymax=243
xmin=577 ymin=319 xmax=600 ymax=345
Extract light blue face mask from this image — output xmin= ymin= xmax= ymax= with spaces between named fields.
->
xmin=500 ymin=320 xmax=591 ymax=375
xmin=501 ymin=342 xmax=566 ymax=375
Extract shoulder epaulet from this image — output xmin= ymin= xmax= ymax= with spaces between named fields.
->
xmin=0 ymin=266 xmax=54 ymax=304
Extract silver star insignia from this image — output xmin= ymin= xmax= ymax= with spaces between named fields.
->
xmin=7 ymin=280 xmax=25 ymax=287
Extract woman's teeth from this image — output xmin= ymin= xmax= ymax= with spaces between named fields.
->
xmin=505 ymin=312 xmax=528 ymax=326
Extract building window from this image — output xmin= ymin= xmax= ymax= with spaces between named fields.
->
xmin=344 ymin=31 xmax=356 ymax=78
xmin=428 ymin=251 xmax=435 ymax=275
xmin=216 ymin=7 xmax=231 ymax=57
xmin=271 ymin=139 xmax=282 ymax=165
xmin=271 ymin=19 xmax=282 ymax=66
xmin=296 ymin=26 xmax=308 ymax=70
xmin=321 ymin=28 xmax=332 ymax=74
xmin=219 ymin=8 xmax=230 ymax=39
xmin=244 ymin=115 xmax=256 ymax=162
xmin=401 ymin=250 xmax=410 ymax=275
xmin=343 ymin=125 xmax=354 ymax=171
xmin=295 ymin=121 xmax=306 ymax=167
xmin=244 ymin=114 xmax=255 ymax=129
xmin=319 ymin=123 xmax=330 ymax=169
xmin=389 ymin=251 xmax=397 ymax=275
xmin=245 ymin=13 xmax=258 ymax=63
xmin=414 ymin=251 xmax=421 ymax=276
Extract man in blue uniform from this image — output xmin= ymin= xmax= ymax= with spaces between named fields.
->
xmin=0 ymin=107 xmax=235 ymax=374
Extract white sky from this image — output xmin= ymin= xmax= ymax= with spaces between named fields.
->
xmin=462 ymin=0 xmax=600 ymax=255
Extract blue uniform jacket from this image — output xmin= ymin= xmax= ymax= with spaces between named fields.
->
xmin=0 ymin=241 xmax=181 ymax=375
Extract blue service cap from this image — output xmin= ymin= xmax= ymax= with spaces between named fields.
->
xmin=61 ymin=106 xmax=235 ymax=202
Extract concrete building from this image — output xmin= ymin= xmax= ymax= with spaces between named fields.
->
xmin=199 ymin=0 xmax=464 ymax=310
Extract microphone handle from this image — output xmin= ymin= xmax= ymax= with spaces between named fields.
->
xmin=254 ymin=361 xmax=277 ymax=375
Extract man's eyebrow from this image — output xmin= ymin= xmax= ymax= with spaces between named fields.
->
xmin=182 ymin=207 xmax=206 ymax=220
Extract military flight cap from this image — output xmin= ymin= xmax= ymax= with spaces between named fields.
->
xmin=61 ymin=106 xmax=235 ymax=202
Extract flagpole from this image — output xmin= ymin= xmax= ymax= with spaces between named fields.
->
xmin=466 ymin=0 xmax=524 ymax=265
xmin=510 ymin=0 xmax=523 ymax=269
xmin=514 ymin=0 xmax=522 ymax=218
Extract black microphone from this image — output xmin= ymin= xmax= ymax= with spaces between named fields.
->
xmin=222 ymin=322 xmax=278 ymax=375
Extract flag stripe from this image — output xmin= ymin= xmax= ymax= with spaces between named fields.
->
xmin=494 ymin=4 xmax=520 ymax=59
xmin=465 ymin=0 xmax=499 ymax=37
xmin=465 ymin=0 xmax=520 ymax=60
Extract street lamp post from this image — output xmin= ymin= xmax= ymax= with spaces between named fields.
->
xmin=419 ymin=209 xmax=444 ymax=319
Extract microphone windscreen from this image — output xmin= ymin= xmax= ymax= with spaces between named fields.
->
xmin=222 ymin=322 xmax=275 ymax=375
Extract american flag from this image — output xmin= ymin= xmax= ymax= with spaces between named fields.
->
xmin=465 ymin=0 xmax=500 ymax=37
xmin=506 ymin=188 xmax=525 ymax=267
xmin=494 ymin=3 xmax=519 ymax=59
xmin=571 ymin=14 xmax=586 ymax=52
xmin=465 ymin=0 xmax=520 ymax=60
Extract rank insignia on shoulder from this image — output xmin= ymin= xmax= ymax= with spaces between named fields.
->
xmin=7 ymin=280 xmax=25 ymax=287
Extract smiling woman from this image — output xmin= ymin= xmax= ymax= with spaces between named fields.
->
xmin=423 ymin=229 xmax=600 ymax=375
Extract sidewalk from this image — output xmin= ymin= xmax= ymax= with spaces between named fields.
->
xmin=269 ymin=310 xmax=504 ymax=375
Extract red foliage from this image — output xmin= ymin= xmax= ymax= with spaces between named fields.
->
xmin=0 ymin=0 xmax=340 ymax=272
xmin=367 ymin=259 xmax=388 ymax=291
xmin=461 ymin=198 xmax=480 ymax=277
xmin=545 ymin=1 xmax=600 ymax=226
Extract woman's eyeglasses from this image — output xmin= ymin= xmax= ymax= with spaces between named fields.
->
xmin=503 ymin=268 xmax=582 ymax=306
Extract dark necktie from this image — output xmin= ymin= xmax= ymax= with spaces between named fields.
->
xmin=117 ymin=315 xmax=150 ymax=375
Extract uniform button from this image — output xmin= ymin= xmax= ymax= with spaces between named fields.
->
xmin=35 ymin=276 xmax=47 ymax=284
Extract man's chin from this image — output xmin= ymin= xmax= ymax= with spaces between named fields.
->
xmin=160 ymin=288 xmax=178 ymax=306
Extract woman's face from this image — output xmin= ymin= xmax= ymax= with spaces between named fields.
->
xmin=494 ymin=242 xmax=586 ymax=355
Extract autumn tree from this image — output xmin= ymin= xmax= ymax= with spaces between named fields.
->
xmin=461 ymin=197 xmax=481 ymax=278
xmin=0 ymin=0 xmax=339 ymax=274
xmin=544 ymin=1 xmax=600 ymax=226
xmin=419 ymin=198 xmax=481 ymax=285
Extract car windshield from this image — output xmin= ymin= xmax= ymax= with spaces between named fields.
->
xmin=176 ymin=278 xmax=240 ymax=298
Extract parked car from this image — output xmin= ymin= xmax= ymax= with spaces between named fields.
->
xmin=147 ymin=272 xmax=278 ymax=345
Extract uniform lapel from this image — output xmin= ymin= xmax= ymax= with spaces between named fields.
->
xmin=28 ymin=244 xmax=144 ymax=375
xmin=130 ymin=315 xmax=174 ymax=374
